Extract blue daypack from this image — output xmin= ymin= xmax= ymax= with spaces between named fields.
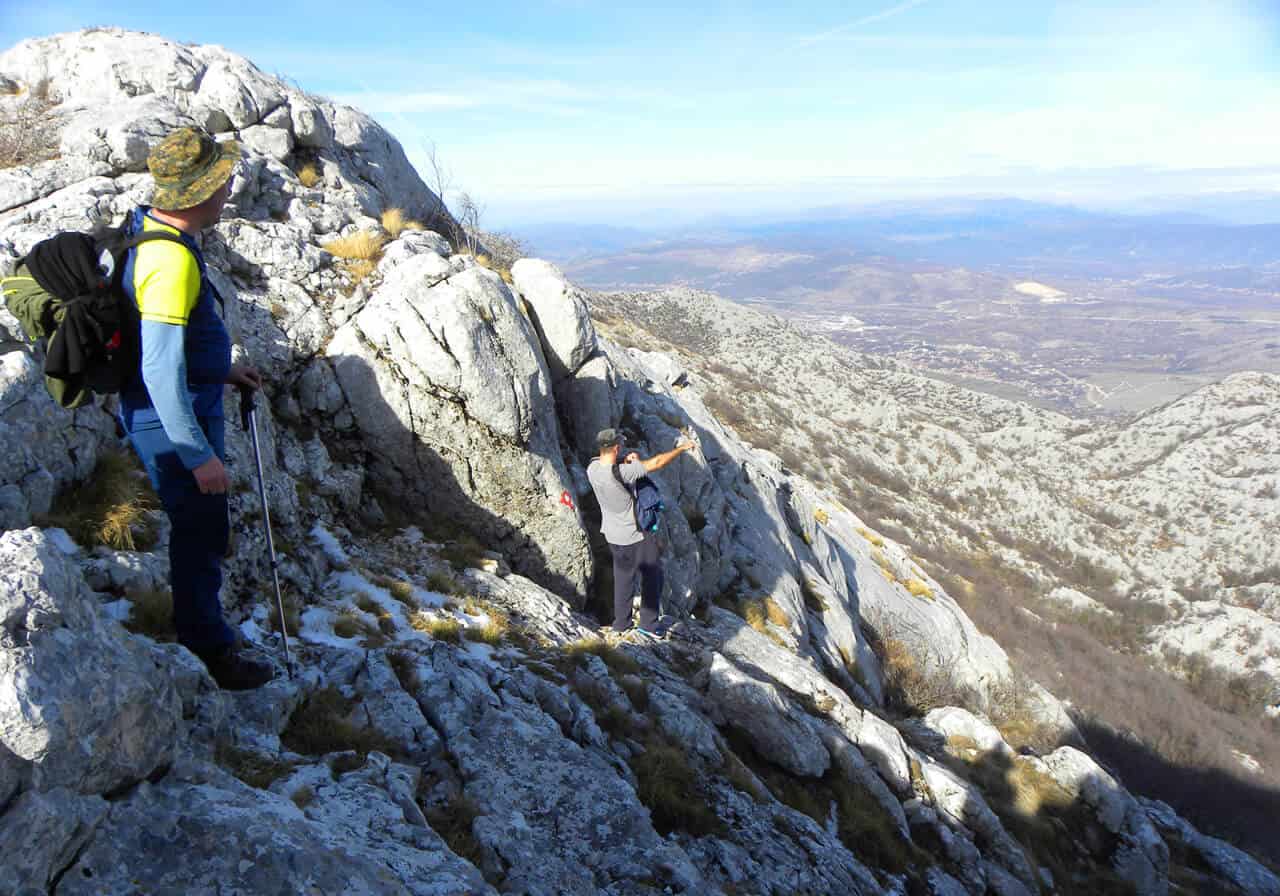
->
xmin=612 ymin=465 xmax=665 ymax=532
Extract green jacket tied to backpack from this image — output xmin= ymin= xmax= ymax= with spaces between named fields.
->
xmin=2 ymin=263 xmax=90 ymax=408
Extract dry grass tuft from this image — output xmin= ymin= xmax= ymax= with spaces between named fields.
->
xmin=324 ymin=231 xmax=385 ymax=289
xmin=290 ymin=785 xmax=316 ymax=809
xmin=410 ymin=613 xmax=463 ymax=643
xmin=465 ymin=615 xmax=509 ymax=646
xmin=333 ymin=608 xmax=380 ymax=641
xmin=323 ymin=230 xmax=386 ymax=260
xmin=297 ymin=163 xmax=321 ymax=188
xmin=215 ymin=741 xmax=296 ymax=790
xmin=801 ymin=579 xmax=829 ymax=614
xmin=281 ymin=687 xmax=398 ymax=757
xmin=763 ymin=596 xmax=790 ymax=627
xmin=341 ymin=258 xmax=376 ymax=286
xmin=629 ymin=736 xmax=725 ymax=837
xmin=424 ymin=794 xmax=484 ymax=865
xmin=425 ymin=570 xmax=458 ymax=595
xmin=123 ymin=589 xmax=174 ymax=640
xmin=905 ymin=578 xmax=934 ymax=600
xmin=387 ymin=579 xmax=416 ymax=606
xmin=562 ymin=638 xmax=642 ymax=676
xmin=737 ymin=598 xmax=787 ymax=646
xmin=40 ymin=450 xmax=157 ymax=550
xmin=380 ymin=207 xmax=425 ymax=239
xmin=857 ymin=526 xmax=885 ymax=547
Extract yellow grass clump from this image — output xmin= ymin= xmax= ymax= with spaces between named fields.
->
xmin=764 ymin=596 xmax=790 ymax=627
xmin=857 ymin=526 xmax=885 ymax=547
xmin=905 ymin=578 xmax=935 ymax=600
xmin=380 ymin=208 xmax=424 ymax=239
xmin=323 ymin=231 xmax=386 ymax=261
xmin=297 ymin=163 xmax=321 ymax=188
xmin=40 ymin=450 xmax=157 ymax=550
xmin=410 ymin=612 xmax=463 ymax=643
xmin=814 ymin=507 xmax=829 ymax=525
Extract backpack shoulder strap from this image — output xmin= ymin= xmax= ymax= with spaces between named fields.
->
xmin=611 ymin=463 xmax=631 ymax=490
xmin=120 ymin=230 xmax=189 ymax=250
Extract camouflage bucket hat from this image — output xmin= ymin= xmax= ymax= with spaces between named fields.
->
xmin=147 ymin=127 xmax=241 ymax=211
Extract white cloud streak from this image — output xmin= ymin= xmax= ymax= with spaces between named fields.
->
xmin=795 ymin=0 xmax=932 ymax=47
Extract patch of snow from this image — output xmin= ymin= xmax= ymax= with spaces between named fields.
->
xmin=411 ymin=587 xmax=447 ymax=609
xmin=101 ymin=598 xmax=132 ymax=622
xmin=239 ymin=617 xmax=269 ymax=646
xmin=309 ymin=523 xmax=350 ymax=567
xmin=299 ymin=606 xmax=363 ymax=649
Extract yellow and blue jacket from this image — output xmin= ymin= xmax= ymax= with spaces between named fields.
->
xmin=118 ymin=207 xmax=231 ymax=469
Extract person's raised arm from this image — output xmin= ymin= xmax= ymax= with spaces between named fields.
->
xmin=641 ymin=440 xmax=694 ymax=474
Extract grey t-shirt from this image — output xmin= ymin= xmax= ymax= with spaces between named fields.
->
xmin=587 ymin=457 xmax=646 ymax=546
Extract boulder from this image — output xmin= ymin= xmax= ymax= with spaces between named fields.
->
xmin=0 ymin=528 xmax=181 ymax=795
xmin=0 ymin=787 xmax=109 ymax=894
xmin=510 ymin=258 xmax=598 ymax=380
xmin=1037 ymin=746 xmax=1170 ymax=895
xmin=707 ymin=652 xmax=830 ymax=777
xmin=327 ymin=258 xmax=591 ymax=601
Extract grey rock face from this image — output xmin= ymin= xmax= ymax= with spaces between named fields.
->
xmin=0 ymin=787 xmax=109 ymax=894
xmin=1141 ymin=797 xmax=1280 ymax=896
xmin=328 ymin=258 xmax=591 ymax=601
xmin=0 ymin=528 xmax=181 ymax=795
xmin=707 ymin=652 xmax=830 ymax=777
xmin=57 ymin=757 xmax=493 ymax=896
xmin=404 ymin=643 xmax=711 ymax=895
xmin=1037 ymin=746 xmax=1170 ymax=895
xmin=511 ymin=258 xmax=598 ymax=380
xmin=0 ymin=349 xmax=115 ymax=530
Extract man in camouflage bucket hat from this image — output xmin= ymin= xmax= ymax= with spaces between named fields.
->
xmin=117 ymin=126 xmax=274 ymax=690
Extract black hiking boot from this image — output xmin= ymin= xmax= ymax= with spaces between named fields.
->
xmin=195 ymin=645 xmax=275 ymax=691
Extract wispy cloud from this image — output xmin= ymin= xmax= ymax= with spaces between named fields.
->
xmin=795 ymin=0 xmax=932 ymax=47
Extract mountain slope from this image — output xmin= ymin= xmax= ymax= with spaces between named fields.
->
xmin=1 ymin=28 xmax=1277 ymax=896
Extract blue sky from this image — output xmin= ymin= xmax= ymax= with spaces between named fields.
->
xmin=4 ymin=1 xmax=1279 ymax=225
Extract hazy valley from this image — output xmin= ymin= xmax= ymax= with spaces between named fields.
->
xmin=538 ymin=203 xmax=1280 ymax=417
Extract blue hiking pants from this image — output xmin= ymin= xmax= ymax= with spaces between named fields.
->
xmin=122 ymin=409 xmax=235 ymax=652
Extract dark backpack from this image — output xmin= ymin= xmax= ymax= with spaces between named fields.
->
xmin=612 ymin=464 xmax=666 ymax=533
xmin=1 ymin=226 xmax=189 ymax=408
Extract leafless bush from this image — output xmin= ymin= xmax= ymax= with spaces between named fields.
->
xmin=871 ymin=634 xmax=972 ymax=716
xmin=0 ymin=80 xmax=61 ymax=169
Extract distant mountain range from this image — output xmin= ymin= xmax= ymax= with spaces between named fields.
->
xmin=521 ymin=196 xmax=1280 ymax=285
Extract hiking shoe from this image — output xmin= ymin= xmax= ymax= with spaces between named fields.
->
xmin=195 ymin=645 xmax=275 ymax=691
xmin=631 ymin=625 xmax=663 ymax=642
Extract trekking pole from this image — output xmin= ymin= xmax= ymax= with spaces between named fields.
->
xmin=239 ymin=386 xmax=293 ymax=679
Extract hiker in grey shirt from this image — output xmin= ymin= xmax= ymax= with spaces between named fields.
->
xmin=586 ymin=427 xmax=694 ymax=635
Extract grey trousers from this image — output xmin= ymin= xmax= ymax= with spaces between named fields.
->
xmin=610 ymin=534 xmax=662 ymax=630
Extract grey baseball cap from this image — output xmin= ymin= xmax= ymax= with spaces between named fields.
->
xmin=596 ymin=428 xmax=621 ymax=450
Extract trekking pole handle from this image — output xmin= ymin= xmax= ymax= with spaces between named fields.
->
xmin=238 ymin=384 xmax=255 ymax=431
